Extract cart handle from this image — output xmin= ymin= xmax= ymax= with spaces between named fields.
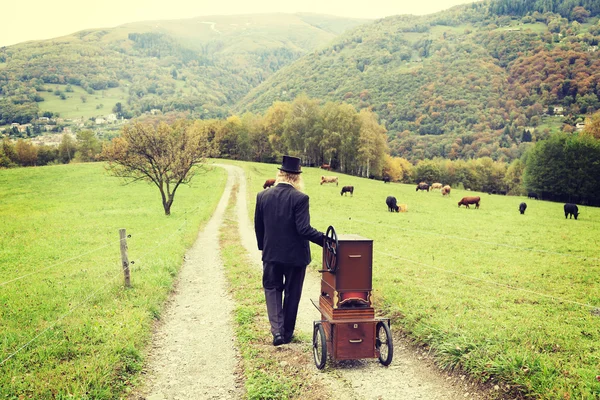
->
xmin=349 ymin=339 xmax=363 ymax=343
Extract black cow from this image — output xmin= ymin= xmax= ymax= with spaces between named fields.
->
xmin=383 ymin=176 xmax=391 ymax=183
xmin=416 ymin=182 xmax=429 ymax=192
xmin=519 ymin=202 xmax=527 ymax=214
xmin=564 ymin=203 xmax=579 ymax=220
xmin=386 ymin=196 xmax=399 ymax=212
xmin=341 ymin=186 xmax=354 ymax=196
xmin=528 ymin=192 xmax=539 ymax=200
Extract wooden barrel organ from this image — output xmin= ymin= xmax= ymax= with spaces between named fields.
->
xmin=312 ymin=226 xmax=393 ymax=369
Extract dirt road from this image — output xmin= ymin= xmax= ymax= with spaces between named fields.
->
xmin=137 ymin=164 xmax=491 ymax=400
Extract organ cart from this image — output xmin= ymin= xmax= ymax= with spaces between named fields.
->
xmin=311 ymin=226 xmax=393 ymax=369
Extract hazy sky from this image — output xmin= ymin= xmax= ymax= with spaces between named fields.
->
xmin=1 ymin=0 xmax=478 ymax=47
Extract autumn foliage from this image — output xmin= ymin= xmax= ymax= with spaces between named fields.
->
xmin=102 ymin=121 xmax=210 ymax=215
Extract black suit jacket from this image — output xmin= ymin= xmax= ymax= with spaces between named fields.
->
xmin=255 ymin=183 xmax=324 ymax=266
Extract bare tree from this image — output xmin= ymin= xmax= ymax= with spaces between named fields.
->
xmin=102 ymin=120 xmax=210 ymax=215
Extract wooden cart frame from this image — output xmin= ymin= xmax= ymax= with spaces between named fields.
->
xmin=311 ymin=299 xmax=393 ymax=369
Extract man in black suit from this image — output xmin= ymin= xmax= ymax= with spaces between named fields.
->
xmin=254 ymin=155 xmax=325 ymax=346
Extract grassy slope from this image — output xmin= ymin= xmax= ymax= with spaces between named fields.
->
xmin=228 ymin=159 xmax=600 ymax=399
xmin=0 ymin=162 xmax=226 ymax=398
xmin=1 ymin=14 xmax=370 ymax=121
xmin=38 ymin=84 xmax=127 ymax=119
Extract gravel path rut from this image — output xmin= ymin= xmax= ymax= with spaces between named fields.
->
xmin=137 ymin=164 xmax=491 ymax=400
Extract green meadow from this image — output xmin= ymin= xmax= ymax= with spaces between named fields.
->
xmin=38 ymin=84 xmax=128 ymax=119
xmin=231 ymin=160 xmax=600 ymax=399
xmin=0 ymin=162 xmax=226 ymax=398
xmin=2 ymin=159 xmax=599 ymax=399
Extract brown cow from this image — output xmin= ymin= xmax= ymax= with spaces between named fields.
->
xmin=321 ymin=164 xmax=331 ymax=171
xmin=263 ymin=178 xmax=276 ymax=189
xmin=430 ymin=183 xmax=443 ymax=191
xmin=320 ymin=176 xmax=338 ymax=186
xmin=458 ymin=196 xmax=480 ymax=209
xmin=441 ymin=185 xmax=451 ymax=196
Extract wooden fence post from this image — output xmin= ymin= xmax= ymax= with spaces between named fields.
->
xmin=119 ymin=228 xmax=131 ymax=287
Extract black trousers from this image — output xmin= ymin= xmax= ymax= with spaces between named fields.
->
xmin=262 ymin=262 xmax=307 ymax=338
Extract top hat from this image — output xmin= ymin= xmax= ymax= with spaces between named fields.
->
xmin=278 ymin=155 xmax=302 ymax=174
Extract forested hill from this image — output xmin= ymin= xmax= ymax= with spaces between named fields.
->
xmin=0 ymin=13 xmax=369 ymax=123
xmin=238 ymin=1 xmax=600 ymax=161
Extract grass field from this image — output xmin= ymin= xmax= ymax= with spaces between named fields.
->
xmin=37 ymin=84 xmax=128 ymax=119
xmin=0 ymin=162 xmax=226 ymax=398
xmin=228 ymin=159 xmax=600 ymax=399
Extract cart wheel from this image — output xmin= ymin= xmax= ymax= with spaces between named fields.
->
xmin=376 ymin=321 xmax=393 ymax=366
xmin=313 ymin=323 xmax=327 ymax=370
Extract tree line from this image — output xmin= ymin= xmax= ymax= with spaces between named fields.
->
xmin=0 ymin=131 xmax=101 ymax=168
xmin=488 ymin=0 xmax=600 ymax=20
xmin=3 ymin=98 xmax=600 ymax=206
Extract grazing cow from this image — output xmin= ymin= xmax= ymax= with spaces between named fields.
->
xmin=263 ymin=178 xmax=276 ymax=189
xmin=321 ymin=164 xmax=331 ymax=171
xmin=341 ymin=186 xmax=354 ymax=196
xmin=386 ymin=196 xmax=399 ymax=212
xmin=383 ymin=176 xmax=391 ymax=183
xmin=416 ymin=182 xmax=429 ymax=192
xmin=458 ymin=196 xmax=480 ymax=209
xmin=519 ymin=202 xmax=527 ymax=214
xmin=564 ymin=203 xmax=579 ymax=220
xmin=528 ymin=192 xmax=539 ymax=200
xmin=441 ymin=185 xmax=451 ymax=196
xmin=320 ymin=176 xmax=338 ymax=186
xmin=430 ymin=183 xmax=443 ymax=191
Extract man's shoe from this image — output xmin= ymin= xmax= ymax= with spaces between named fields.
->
xmin=273 ymin=333 xmax=285 ymax=346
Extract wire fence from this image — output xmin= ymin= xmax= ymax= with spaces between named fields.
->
xmin=377 ymin=250 xmax=599 ymax=311
xmin=0 ymin=217 xmax=189 ymax=367
xmin=0 ymin=203 xmax=202 ymax=287
xmin=351 ymin=218 xmax=600 ymax=262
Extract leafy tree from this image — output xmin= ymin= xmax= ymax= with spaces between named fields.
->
xmin=262 ymin=101 xmax=292 ymax=160
xmin=412 ymin=159 xmax=442 ymax=184
xmin=36 ymin=145 xmax=58 ymax=165
xmin=571 ymin=6 xmax=591 ymax=22
xmin=382 ymin=155 xmax=412 ymax=182
xmin=102 ymin=121 xmax=210 ymax=215
xmin=75 ymin=130 xmax=101 ymax=162
xmin=504 ymin=158 xmax=526 ymax=195
xmin=521 ymin=129 xmax=532 ymax=142
xmin=583 ymin=110 xmax=600 ymax=139
xmin=524 ymin=133 xmax=600 ymax=204
xmin=242 ymin=112 xmax=272 ymax=163
xmin=357 ymin=109 xmax=388 ymax=177
xmin=0 ymin=138 xmax=17 ymax=167
xmin=320 ymin=102 xmax=359 ymax=167
xmin=283 ymin=95 xmax=321 ymax=164
xmin=14 ymin=139 xmax=38 ymax=166
xmin=58 ymin=134 xmax=76 ymax=163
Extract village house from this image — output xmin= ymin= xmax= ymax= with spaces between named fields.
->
xmin=106 ymin=113 xmax=117 ymax=123
xmin=95 ymin=117 xmax=106 ymax=125
xmin=576 ymin=122 xmax=586 ymax=131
